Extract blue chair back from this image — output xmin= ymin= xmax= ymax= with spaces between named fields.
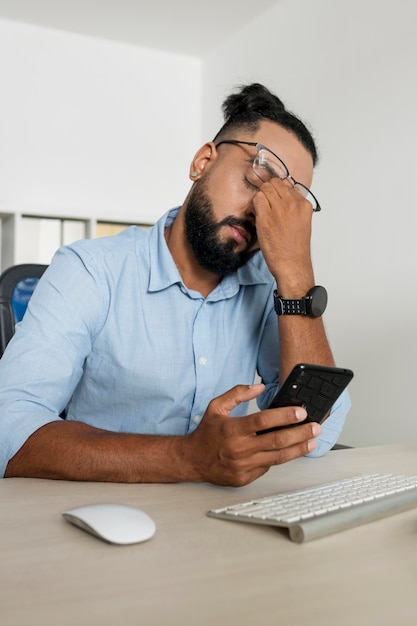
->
xmin=0 ymin=264 xmax=48 ymax=356
xmin=12 ymin=277 xmax=42 ymax=323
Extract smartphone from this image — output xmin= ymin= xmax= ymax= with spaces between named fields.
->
xmin=257 ymin=363 xmax=354 ymax=434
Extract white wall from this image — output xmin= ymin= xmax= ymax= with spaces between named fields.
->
xmin=0 ymin=18 xmax=201 ymax=225
xmin=203 ymin=0 xmax=417 ymax=447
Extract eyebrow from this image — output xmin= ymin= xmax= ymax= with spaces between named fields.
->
xmin=259 ymin=159 xmax=278 ymax=177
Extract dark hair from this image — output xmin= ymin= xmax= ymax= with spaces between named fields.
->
xmin=213 ymin=83 xmax=318 ymax=165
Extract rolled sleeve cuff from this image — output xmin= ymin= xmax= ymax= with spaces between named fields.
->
xmin=305 ymin=389 xmax=352 ymax=458
xmin=0 ymin=408 xmax=62 ymax=477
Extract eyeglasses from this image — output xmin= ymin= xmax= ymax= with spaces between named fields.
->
xmin=215 ymin=139 xmax=321 ymax=212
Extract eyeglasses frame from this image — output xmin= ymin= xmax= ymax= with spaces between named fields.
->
xmin=215 ymin=139 xmax=321 ymax=212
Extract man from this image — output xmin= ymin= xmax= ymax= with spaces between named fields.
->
xmin=0 ymin=83 xmax=350 ymax=486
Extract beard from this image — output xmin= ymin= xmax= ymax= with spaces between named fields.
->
xmin=184 ymin=178 xmax=258 ymax=277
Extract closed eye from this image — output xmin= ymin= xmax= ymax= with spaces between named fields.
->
xmin=243 ymin=176 xmax=259 ymax=192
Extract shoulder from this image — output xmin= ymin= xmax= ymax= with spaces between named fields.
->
xmin=48 ymin=224 xmax=158 ymax=282
xmin=70 ymin=225 xmax=150 ymax=262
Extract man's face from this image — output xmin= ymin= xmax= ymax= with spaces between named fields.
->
xmin=185 ymin=120 xmax=314 ymax=277
xmin=184 ymin=173 xmax=258 ymax=276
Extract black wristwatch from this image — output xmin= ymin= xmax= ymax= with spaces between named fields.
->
xmin=274 ymin=286 xmax=328 ymax=318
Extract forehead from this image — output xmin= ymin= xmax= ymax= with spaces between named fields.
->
xmin=231 ymin=119 xmax=314 ymax=187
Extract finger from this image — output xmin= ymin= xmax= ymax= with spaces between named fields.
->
xmin=257 ymin=178 xmax=289 ymax=204
xmin=244 ymin=406 xmax=308 ymax=435
xmin=252 ymin=187 xmax=273 ymax=215
xmin=252 ymin=183 xmax=272 ymax=216
xmin=261 ymin=422 xmax=322 ymax=452
xmin=256 ymin=178 xmax=311 ymax=215
xmin=246 ymin=421 xmax=321 ymax=456
xmin=252 ymin=436 xmax=318 ymax=468
xmin=210 ymin=383 xmax=265 ymax=417
xmin=252 ymin=183 xmax=296 ymax=227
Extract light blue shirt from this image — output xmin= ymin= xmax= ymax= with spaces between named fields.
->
xmin=0 ymin=208 xmax=351 ymax=477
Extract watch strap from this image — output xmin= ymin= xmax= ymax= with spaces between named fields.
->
xmin=274 ymin=293 xmax=308 ymax=315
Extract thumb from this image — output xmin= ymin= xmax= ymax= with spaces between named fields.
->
xmin=213 ymin=383 xmax=265 ymax=417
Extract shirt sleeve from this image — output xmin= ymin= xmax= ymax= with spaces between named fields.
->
xmin=305 ymin=389 xmax=352 ymax=456
xmin=0 ymin=245 xmax=107 ymax=477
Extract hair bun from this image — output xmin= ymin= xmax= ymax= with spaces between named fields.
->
xmin=222 ymin=83 xmax=285 ymax=122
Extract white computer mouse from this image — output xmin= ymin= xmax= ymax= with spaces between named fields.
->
xmin=62 ymin=503 xmax=156 ymax=545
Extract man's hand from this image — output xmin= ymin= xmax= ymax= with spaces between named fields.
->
xmin=184 ymin=383 xmax=321 ymax=487
xmin=253 ymin=178 xmax=313 ymax=284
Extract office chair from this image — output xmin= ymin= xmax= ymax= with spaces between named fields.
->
xmin=0 ymin=263 xmax=48 ymax=357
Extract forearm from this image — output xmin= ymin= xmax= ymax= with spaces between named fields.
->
xmin=277 ymin=315 xmax=335 ymax=383
xmin=252 ymin=174 xmax=335 ymax=382
xmin=273 ymin=265 xmax=334 ymax=383
xmin=4 ymin=421 xmax=197 ymax=483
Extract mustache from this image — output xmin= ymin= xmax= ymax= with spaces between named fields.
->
xmin=217 ymin=216 xmax=257 ymax=245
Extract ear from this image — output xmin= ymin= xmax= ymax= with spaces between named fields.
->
xmin=189 ymin=142 xmax=218 ymax=181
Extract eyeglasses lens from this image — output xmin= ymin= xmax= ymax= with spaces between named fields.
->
xmin=253 ymin=149 xmax=287 ymax=183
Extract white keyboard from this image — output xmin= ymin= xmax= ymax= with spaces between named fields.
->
xmin=207 ymin=474 xmax=417 ymax=543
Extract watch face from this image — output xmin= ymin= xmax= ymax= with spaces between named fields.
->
xmin=310 ymin=286 xmax=328 ymax=317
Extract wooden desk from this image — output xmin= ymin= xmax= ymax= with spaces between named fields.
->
xmin=1 ymin=444 xmax=417 ymax=626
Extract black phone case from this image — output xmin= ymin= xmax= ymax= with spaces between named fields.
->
xmin=258 ymin=363 xmax=353 ymax=434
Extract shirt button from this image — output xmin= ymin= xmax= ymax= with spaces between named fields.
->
xmin=193 ymin=415 xmax=201 ymax=424
xmin=198 ymin=357 xmax=207 ymax=366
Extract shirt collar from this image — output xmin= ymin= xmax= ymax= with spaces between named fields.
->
xmin=148 ymin=208 xmax=183 ymax=292
xmin=148 ymin=207 xmax=271 ymax=298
